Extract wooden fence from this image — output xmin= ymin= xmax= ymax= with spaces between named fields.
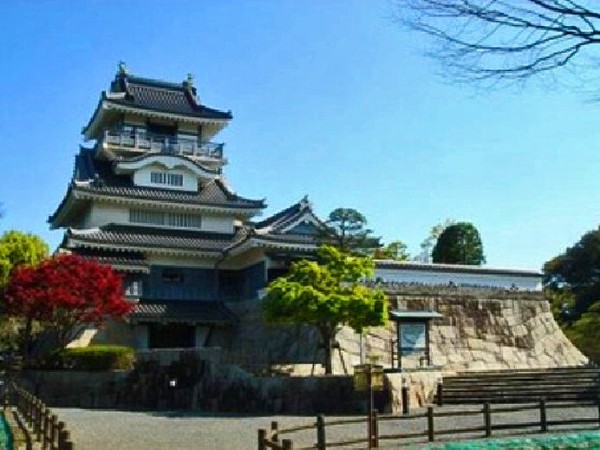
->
xmin=258 ymin=399 xmax=600 ymax=449
xmin=7 ymin=383 xmax=75 ymax=450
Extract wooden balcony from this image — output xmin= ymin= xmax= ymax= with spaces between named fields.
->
xmin=103 ymin=129 xmax=224 ymax=160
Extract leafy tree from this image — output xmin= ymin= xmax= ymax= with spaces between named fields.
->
xmin=263 ymin=245 xmax=388 ymax=374
xmin=544 ymin=227 xmax=600 ymax=316
xmin=432 ymin=222 xmax=485 ymax=265
xmin=0 ymin=230 xmax=49 ymax=287
xmin=563 ymin=303 xmax=600 ymax=364
xmin=4 ymin=254 xmax=132 ymax=357
xmin=374 ymin=240 xmax=410 ymax=261
xmin=322 ymin=208 xmax=380 ymax=254
xmin=543 ymin=227 xmax=600 ymax=362
xmin=416 ymin=219 xmax=455 ymax=262
xmin=396 ymin=0 xmax=600 ymax=85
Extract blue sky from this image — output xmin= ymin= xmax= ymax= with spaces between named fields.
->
xmin=1 ymin=1 xmax=599 ymax=270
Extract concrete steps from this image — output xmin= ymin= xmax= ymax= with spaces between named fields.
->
xmin=438 ymin=367 xmax=600 ymax=404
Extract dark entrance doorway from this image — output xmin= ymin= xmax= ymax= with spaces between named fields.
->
xmin=148 ymin=323 xmax=195 ymax=348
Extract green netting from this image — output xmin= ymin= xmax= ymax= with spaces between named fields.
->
xmin=411 ymin=431 xmax=600 ymax=449
xmin=0 ymin=413 xmax=11 ymax=450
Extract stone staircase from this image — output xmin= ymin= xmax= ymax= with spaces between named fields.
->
xmin=438 ymin=367 xmax=600 ymax=404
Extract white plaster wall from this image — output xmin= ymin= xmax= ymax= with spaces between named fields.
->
xmin=87 ymin=203 xmax=129 ymax=228
xmin=203 ymin=215 xmax=234 ymax=233
xmin=374 ymin=267 xmax=542 ymax=291
xmin=134 ymin=163 xmax=197 ymax=191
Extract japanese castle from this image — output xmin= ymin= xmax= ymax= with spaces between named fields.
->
xmin=49 ymin=65 xmax=542 ymax=351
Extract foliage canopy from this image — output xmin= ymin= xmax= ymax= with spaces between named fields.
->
xmin=544 ymin=227 xmax=600 ymax=363
xmin=0 ymin=230 xmax=48 ymax=287
xmin=431 ymin=222 xmax=485 ymax=265
xmin=263 ymin=245 xmax=387 ymax=374
xmin=322 ymin=208 xmax=380 ymax=254
xmin=4 ymin=253 xmax=132 ymax=352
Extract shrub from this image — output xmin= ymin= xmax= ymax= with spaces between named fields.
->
xmin=47 ymin=345 xmax=135 ymax=371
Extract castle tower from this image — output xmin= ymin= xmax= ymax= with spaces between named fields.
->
xmin=49 ymin=64 xmax=322 ymax=349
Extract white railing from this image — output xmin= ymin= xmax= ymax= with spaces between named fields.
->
xmin=103 ymin=129 xmax=224 ymax=159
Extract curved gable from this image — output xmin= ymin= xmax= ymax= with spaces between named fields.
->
xmin=115 ymin=155 xmax=218 ymax=192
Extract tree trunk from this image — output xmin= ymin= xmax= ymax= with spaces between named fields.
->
xmin=319 ymin=325 xmax=336 ymax=375
xmin=21 ymin=316 xmax=32 ymax=363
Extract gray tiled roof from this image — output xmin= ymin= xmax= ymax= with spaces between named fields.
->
xmin=66 ymin=224 xmax=243 ymax=253
xmin=130 ymin=301 xmax=237 ymax=324
xmin=75 ymin=249 xmax=149 ymax=272
xmin=109 ymin=74 xmax=232 ymax=120
xmin=49 ymin=149 xmax=264 ymax=226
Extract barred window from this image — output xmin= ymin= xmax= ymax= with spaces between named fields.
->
xmin=130 ymin=209 xmax=165 ymax=225
xmin=150 ymin=171 xmax=183 ymax=187
xmin=130 ymin=209 xmax=201 ymax=229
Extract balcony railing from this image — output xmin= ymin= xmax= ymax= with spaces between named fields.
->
xmin=103 ymin=129 xmax=224 ymax=159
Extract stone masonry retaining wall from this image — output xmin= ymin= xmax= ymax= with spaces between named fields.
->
xmin=226 ymin=285 xmax=587 ymax=375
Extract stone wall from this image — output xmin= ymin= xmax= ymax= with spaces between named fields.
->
xmin=226 ymin=285 xmax=587 ymax=374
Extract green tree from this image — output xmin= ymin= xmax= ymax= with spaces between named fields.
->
xmin=544 ymin=227 xmax=600 ymax=316
xmin=322 ymin=208 xmax=380 ymax=254
xmin=431 ymin=222 xmax=485 ymax=265
xmin=0 ymin=230 xmax=49 ymax=287
xmin=564 ymin=303 xmax=600 ymax=364
xmin=0 ymin=231 xmax=49 ymax=353
xmin=417 ymin=219 xmax=455 ymax=262
xmin=263 ymin=245 xmax=388 ymax=374
xmin=374 ymin=240 xmax=410 ymax=261
xmin=543 ymin=227 xmax=600 ymax=362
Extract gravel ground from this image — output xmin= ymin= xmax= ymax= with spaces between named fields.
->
xmin=55 ymin=404 xmax=600 ymax=450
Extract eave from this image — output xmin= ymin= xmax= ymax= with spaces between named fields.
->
xmin=83 ymin=99 xmax=230 ymax=140
xmin=71 ymin=188 xmax=264 ymax=217
xmin=65 ymin=238 xmax=224 ymax=259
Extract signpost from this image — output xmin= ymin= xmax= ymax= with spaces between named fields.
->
xmin=353 ymin=363 xmax=384 ymax=449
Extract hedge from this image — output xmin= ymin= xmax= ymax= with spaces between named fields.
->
xmin=47 ymin=345 xmax=135 ymax=371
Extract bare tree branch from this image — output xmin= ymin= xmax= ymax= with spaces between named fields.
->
xmin=395 ymin=0 xmax=600 ymax=84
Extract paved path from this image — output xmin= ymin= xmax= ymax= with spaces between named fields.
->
xmin=55 ymin=404 xmax=600 ymax=449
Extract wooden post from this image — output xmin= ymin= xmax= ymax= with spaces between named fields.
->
xmin=427 ymin=406 xmax=434 ymax=442
xmin=540 ymin=399 xmax=547 ymax=433
xmin=270 ymin=421 xmax=279 ymax=444
xmin=282 ymin=439 xmax=293 ymax=450
xmin=57 ymin=422 xmax=66 ymax=449
xmin=43 ymin=409 xmax=50 ymax=448
xmin=401 ymin=385 xmax=410 ymax=415
xmin=437 ymin=380 xmax=443 ymax=407
xmin=316 ymin=414 xmax=326 ymax=450
xmin=257 ymin=428 xmax=267 ymax=450
xmin=36 ymin=401 xmax=43 ymax=442
xmin=50 ymin=414 xmax=58 ymax=450
xmin=59 ymin=430 xmax=71 ymax=450
xmin=597 ymin=393 xmax=600 ymax=428
xmin=483 ymin=402 xmax=492 ymax=438
xmin=372 ymin=409 xmax=379 ymax=448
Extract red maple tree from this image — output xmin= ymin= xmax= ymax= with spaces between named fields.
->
xmin=3 ymin=253 xmax=132 ymax=354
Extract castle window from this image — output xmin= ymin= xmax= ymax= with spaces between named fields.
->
xmin=150 ymin=171 xmax=183 ymax=187
xmin=130 ymin=209 xmax=165 ymax=226
xmin=162 ymin=269 xmax=184 ymax=283
xmin=129 ymin=209 xmax=202 ymax=229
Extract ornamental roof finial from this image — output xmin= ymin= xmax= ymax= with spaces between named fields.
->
xmin=186 ymin=73 xmax=194 ymax=87
xmin=118 ymin=61 xmax=129 ymax=76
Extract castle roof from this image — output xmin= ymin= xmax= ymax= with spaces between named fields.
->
xmin=83 ymin=67 xmax=232 ymax=138
xmin=49 ymin=148 xmax=265 ymax=228
xmin=225 ymin=197 xmax=325 ymax=255
xmin=130 ymin=301 xmax=238 ymax=325
xmin=64 ymin=224 xmax=245 ymax=257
